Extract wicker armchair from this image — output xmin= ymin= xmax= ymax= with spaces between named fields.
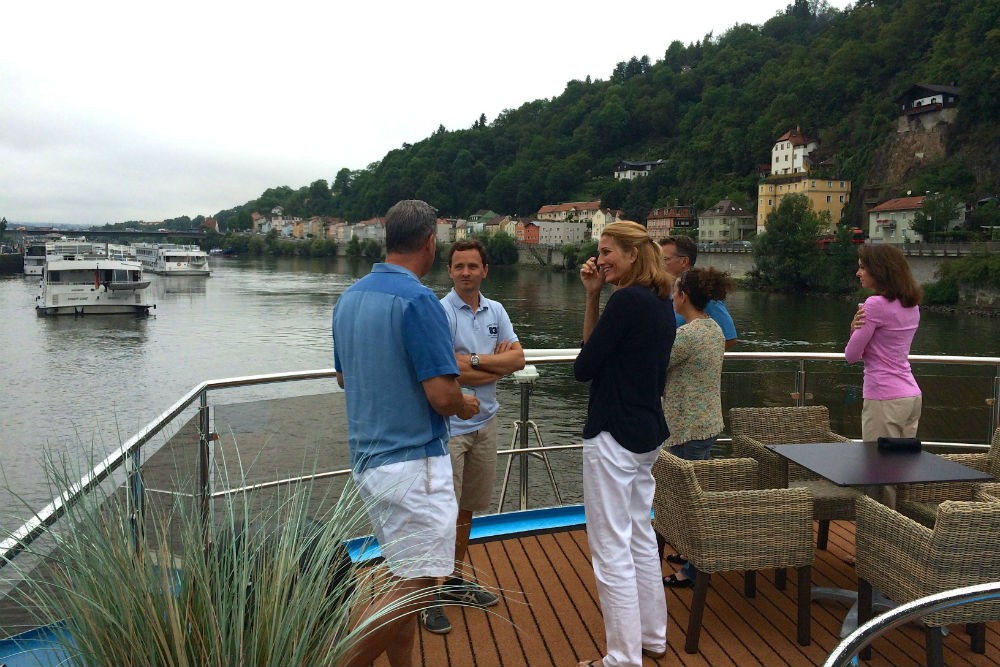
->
xmin=855 ymin=494 xmax=1000 ymax=666
xmin=730 ymin=406 xmax=862 ymax=549
xmin=896 ymin=427 xmax=1000 ymax=528
xmin=651 ymin=452 xmax=814 ymax=653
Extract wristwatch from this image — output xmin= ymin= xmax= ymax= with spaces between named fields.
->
xmin=470 ymin=353 xmax=480 ymax=368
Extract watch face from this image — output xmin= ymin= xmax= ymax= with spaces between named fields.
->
xmin=471 ymin=354 xmax=480 ymax=367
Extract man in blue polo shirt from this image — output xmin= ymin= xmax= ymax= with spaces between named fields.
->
xmin=333 ymin=199 xmax=479 ymax=667
xmin=660 ymin=236 xmax=739 ymax=349
xmin=420 ymin=239 xmax=525 ymax=634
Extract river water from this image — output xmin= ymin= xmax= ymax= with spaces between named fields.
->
xmin=1 ymin=256 xmax=999 ymax=535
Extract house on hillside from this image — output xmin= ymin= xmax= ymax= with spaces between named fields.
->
xmin=613 ymin=160 xmax=665 ymax=181
xmin=538 ymin=220 xmax=586 ymax=247
xmin=757 ymin=176 xmax=851 ymax=234
xmin=469 ymin=209 xmax=499 ymax=225
xmin=698 ymin=200 xmax=755 ymax=243
xmin=896 ymin=83 xmax=959 ymax=133
xmin=515 ymin=221 xmax=540 ymax=244
xmin=867 ymin=195 xmax=964 ymax=244
xmin=354 ymin=217 xmax=385 ymax=243
xmin=536 ymin=201 xmax=601 ymax=224
xmin=770 ymin=126 xmax=818 ymax=176
xmin=436 ymin=219 xmax=454 ymax=244
xmin=590 ymin=208 xmax=623 ymax=240
xmin=645 ymin=205 xmax=697 ymax=239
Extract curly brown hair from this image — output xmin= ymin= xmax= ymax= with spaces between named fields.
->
xmin=675 ymin=267 xmax=733 ymax=311
xmin=858 ymin=245 xmax=922 ymax=307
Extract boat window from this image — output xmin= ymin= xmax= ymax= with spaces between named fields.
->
xmin=49 ymin=271 xmax=61 ymax=283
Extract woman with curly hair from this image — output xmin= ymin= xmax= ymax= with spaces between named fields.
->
xmin=660 ymin=266 xmax=733 ymax=588
xmin=574 ymin=222 xmax=676 ymax=667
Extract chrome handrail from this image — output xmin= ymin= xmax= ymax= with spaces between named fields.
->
xmin=3 ymin=352 xmax=999 ymax=570
xmin=823 ymin=582 xmax=1000 ymax=667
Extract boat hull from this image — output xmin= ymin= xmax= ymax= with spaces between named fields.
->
xmin=147 ymin=267 xmax=211 ymax=276
xmin=36 ymin=303 xmax=152 ymax=316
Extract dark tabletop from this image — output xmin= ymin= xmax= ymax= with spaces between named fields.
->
xmin=765 ymin=442 xmax=996 ymax=487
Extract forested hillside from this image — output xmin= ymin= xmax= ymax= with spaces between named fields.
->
xmin=213 ymin=0 xmax=1000 ymax=230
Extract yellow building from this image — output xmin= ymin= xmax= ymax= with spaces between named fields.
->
xmin=756 ymin=175 xmax=851 ymax=233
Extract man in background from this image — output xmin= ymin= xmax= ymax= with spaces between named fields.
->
xmin=660 ymin=236 xmax=739 ymax=349
xmin=421 ymin=239 xmax=525 ymax=634
xmin=333 ymin=199 xmax=479 ymax=666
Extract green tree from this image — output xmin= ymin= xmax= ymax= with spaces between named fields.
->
xmin=345 ymin=237 xmax=362 ymax=257
xmin=483 ymin=232 xmax=518 ymax=265
xmin=751 ymin=194 xmax=827 ymax=292
xmin=912 ymin=193 xmax=962 ymax=241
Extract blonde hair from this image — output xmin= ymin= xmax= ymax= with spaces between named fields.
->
xmin=600 ymin=222 xmax=673 ymax=297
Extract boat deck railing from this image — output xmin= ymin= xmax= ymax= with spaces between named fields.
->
xmin=824 ymin=582 xmax=1000 ymax=667
xmin=2 ymin=350 xmax=999 ymax=572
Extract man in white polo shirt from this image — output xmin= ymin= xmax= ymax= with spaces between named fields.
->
xmin=421 ymin=239 xmax=525 ymax=634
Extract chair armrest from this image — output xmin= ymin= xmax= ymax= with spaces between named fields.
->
xmin=855 ymin=495 xmax=933 ymax=592
xmin=690 ymin=458 xmax=757 ymax=493
xmin=822 ymin=431 xmax=852 ymax=443
xmin=732 ymin=434 xmax=788 ymax=489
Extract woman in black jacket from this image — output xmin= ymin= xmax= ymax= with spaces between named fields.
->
xmin=574 ymin=221 xmax=676 ymax=667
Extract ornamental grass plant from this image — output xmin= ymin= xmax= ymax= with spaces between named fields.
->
xmin=4 ymin=452 xmax=434 ymax=667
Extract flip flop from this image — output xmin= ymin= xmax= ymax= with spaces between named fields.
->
xmin=642 ymin=648 xmax=667 ymax=658
xmin=577 ymin=660 xmax=602 ymax=667
xmin=665 ymin=553 xmax=687 ymax=565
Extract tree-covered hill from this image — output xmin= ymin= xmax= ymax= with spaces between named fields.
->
xmin=213 ymin=0 xmax=1000 ymax=231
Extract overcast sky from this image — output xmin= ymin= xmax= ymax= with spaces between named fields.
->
xmin=2 ymin=0 xmax=853 ymax=225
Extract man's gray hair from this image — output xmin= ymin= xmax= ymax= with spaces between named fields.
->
xmin=385 ymin=200 xmax=437 ymax=254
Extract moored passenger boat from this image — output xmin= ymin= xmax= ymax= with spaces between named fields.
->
xmin=21 ymin=240 xmax=48 ymax=276
xmin=133 ymin=242 xmax=211 ymax=276
xmin=35 ymin=245 xmax=153 ymax=316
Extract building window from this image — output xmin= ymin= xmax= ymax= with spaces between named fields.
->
xmin=839 ymin=195 xmax=845 ymax=203
xmin=768 ymin=199 xmax=773 ymax=206
xmin=826 ymin=195 xmax=832 ymax=203
xmin=811 ymin=180 xmax=816 ymax=187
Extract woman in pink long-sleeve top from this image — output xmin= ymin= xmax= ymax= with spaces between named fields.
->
xmin=845 ymin=244 xmax=923 ymax=442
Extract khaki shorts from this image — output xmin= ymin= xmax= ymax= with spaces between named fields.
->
xmin=354 ymin=455 xmax=457 ymax=579
xmin=861 ymin=395 xmax=922 ymax=441
xmin=448 ymin=416 xmax=499 ymax=512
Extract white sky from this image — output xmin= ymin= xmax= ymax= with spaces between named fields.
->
xmin=2 ymin=0 xmax=853 ymax=225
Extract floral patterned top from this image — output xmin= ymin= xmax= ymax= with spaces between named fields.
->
xmin=662 ymin=317 xmax=725 ymax=447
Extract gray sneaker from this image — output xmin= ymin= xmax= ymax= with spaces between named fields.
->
xmin=440 ymin=577 xmax=500 ymax=607
xmin=420 ymin=604 xmax=452 ymax=634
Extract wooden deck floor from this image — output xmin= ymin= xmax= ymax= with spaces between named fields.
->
xmin=384 ymin=521 xmax=1000 ymax=667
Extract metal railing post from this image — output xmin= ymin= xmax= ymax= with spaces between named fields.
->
xmin=992 ymin=363 xmax=1000 ymax=438
xmin=198 ymin=389 xmax=213 ymax=546
xmin=127 ymin=447 xmax=144 ymax=556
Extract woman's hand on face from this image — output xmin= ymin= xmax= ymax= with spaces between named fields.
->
xmin=580 ymin=257 xmax=603 ymax=294
xmin=850 ymin=304 xmax=865 ymax=332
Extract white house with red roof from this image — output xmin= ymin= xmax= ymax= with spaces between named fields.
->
xmin=868 ymin=196 xmax=926 ymax=243
xmin=536 ymin=201 xmax=601 ymax=224
xmin=770 ymin=127 xmax=818 ymax=176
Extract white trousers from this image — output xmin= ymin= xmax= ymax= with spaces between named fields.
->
xmin=582 ymin=431 xmax=668 ymax=667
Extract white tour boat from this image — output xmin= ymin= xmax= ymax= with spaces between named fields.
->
xmin=133 ymin=243 xmax=211 ymax=276
xmin=35 ymin=244 xmax=153 ymax=316
xmin=22 ymin=240 xmax=48 ymax=276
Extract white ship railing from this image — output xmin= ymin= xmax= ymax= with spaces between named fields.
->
xmin=2 ymin=350 xmax=999 ymax=570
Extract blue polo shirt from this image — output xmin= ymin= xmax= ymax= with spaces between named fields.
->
xmin=674 ymin=299 xmax=737 ymax=342
xmin=440 ymin=288 xmax=518 ymax=437
xmin=333 ymin=263 xmax=459 ymax=472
